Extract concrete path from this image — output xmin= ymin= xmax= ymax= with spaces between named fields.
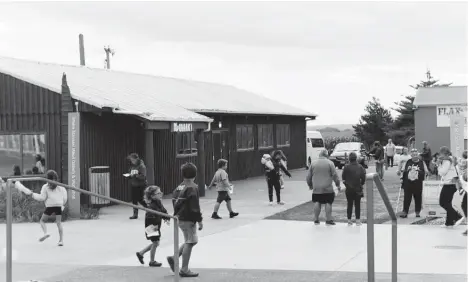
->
xmin=1 ymin=169 xmax=467 ymax=282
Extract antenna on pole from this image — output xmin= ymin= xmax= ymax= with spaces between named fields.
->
xmin=79 ymin=34 xmax=86 ymax=66
xmin=104 ymin=46 xmax=115 ymax=69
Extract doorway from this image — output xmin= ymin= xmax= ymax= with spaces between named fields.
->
xmin=213 ymin=130 xmax=229 ymax=172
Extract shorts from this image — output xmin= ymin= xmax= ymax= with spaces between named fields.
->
xmin=216 ymin=191 xmax=231 ymax=203
xmin=312 ymin=193 xmax=335 ymax=204
xmin=179 ymin=220 xmax=198 ymax=244
xmin=43 ymin=207 xmax=62 ymax=216
xmin=145 ymin=218 xmax=161 ymax=242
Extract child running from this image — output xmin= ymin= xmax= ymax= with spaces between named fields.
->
xmin=18 ymin=170 xmax=67 ymax=246
xmin=136 ymin=185 xmax=169 ymax=267
xmin=209 ymin=159 xmax=239 ymax=220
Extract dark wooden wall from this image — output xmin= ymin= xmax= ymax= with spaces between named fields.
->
xmin=79 ymin=112 xmax=144 ymax=202
xmin=0 ymin=73 xmax=62 ymax=179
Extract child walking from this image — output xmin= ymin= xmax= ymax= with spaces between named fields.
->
xmin=16 ymin=170 xmax=67 ymax=246
xmin=136 ymin=186 xmax=169 ymax=267
xmin=209 ymin=159 xmax=239 ymax=220
xmin=167 ymin=162 xmax=203 ymax=278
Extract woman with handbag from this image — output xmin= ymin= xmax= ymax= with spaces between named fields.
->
xmin=438 ymin=147 xmax=463 ymax=227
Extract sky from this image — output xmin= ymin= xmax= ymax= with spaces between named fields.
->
xmin=0 ymin=1 xmax=466 ymax=126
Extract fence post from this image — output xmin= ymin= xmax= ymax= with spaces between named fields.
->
xmin=6 ymin=180 xmax=13 ymax=282
xmin=366 ymin=175 xmax=375 ymax=282
xmin=392 ymin=221 xmax=397 ymax=282
xmin=173 ymin=218 xmax=180 ymax=282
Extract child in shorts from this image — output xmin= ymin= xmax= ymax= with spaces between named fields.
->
xmin=209 ymin=159 xmax=239 ymax=220
xmin=136 ymin=185 xmax=169 ymax=267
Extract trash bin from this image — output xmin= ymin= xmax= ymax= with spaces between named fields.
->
xmin=89 ymin=166 xmax=110 ymax=206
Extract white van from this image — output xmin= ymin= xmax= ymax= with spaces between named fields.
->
xmin=306 ymin=130 xmax=325 ymax=168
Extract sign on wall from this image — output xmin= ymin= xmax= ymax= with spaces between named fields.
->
xmin=172 ymin=123 xmax=193 ymax=132
xmin=436 ymin=105 xmax=467 ymax=138
xmin=68 ymin=112 xmax=81 ymax=218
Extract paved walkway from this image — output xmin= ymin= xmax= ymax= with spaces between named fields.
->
xmin=1 ymin=169 xmax=467 ymax=282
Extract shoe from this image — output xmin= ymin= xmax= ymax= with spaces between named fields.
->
xmin=166 ymin=256 xmax=175 ymax=273
xmin=130 ymin=209 xmax=138 ymax=219
xmin=347 ymin=220 xmax=353 ymax=226
xmin=326 ymin=220 xmax=336 ymax=226
xmin=211 ymin=212 xmax=222 ymax=219
xmin=415 ymin=213 xmax=421 ymax=218
xmin=269 ymin=202 xmax=273 ymax=206
xmin=129 ymin=215 xmax=138 ymax=220
xmin=180 ymin=270 xmax=199 ymax=277
xmin=277 ymin=201 xmax=285 ymax=205
xmin=356 ymin=220 xmax=362 ymax=226
xmin=39 ymin=234 xmax=50 ymax=242
xmin=399 ymin=213 xmax=408 ymax=218
xmin=58 ymin=241 xmax=64 ymax=247
xmin=314 ymin=220 xmax=320 ymax=225
xmin=229 ymin=212 xmax=239 ymax=218
xmin=281 ymin=186 xmax=285 ymax=189
xmin=136 ymin=252 xmax=144 ymax=265
xmin=149 ymin=261 xmax=162 ymax=267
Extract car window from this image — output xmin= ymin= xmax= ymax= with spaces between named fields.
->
xmin=311 ymin=138 xmax=324 ymax=148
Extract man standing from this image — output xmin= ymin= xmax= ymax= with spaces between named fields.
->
xmin=342 ymin=152 xmax=366 ymax=226
xmin=399 ymin=149 xmax=428 ymax=218
xmin=420 ymin=141 xmax=432 ymax=169
xmin=385 ymin=139 xmax=396 ymax=167
xmin=306 ymin=150 xmax=341 ymax=226
xmin=370 ymin=141 xmax=385 ymax=180
xmin=127 ymin=153 xmax=148 ymax=220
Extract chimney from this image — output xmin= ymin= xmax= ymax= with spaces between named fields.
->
xmin=79 ymin=34 xmax=86 ymax=66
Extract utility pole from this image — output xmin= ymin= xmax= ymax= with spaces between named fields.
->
xmin=104 ymin=46 xmax=115 ymax=69
xmin=79 ymin=34 xmax=86 ymax=66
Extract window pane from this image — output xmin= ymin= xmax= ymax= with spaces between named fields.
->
xmin=236 ymin=126 xmax=242 ymax=149
xmin=0 ymin=135 xmax=22 ymax=176
xmin=311 ymin=138 xmax=324 ymax=148
xmin=22 ymin=134 xmax=47 ymax=174
xmin=236 ymin=124 xmax=254 ymax=150
xmin=176 ymin=133 xmax=197 ymax=155
xmin=258 ymin=124 xmax=273 ymax=148
xmin=277 ymin=124 xmax=290 ymax=146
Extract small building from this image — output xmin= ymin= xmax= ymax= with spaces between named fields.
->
xmin=413 ymin=86 xmax=467 ymax=153
xmin=0 ymin=56 xmax=316 ymax=212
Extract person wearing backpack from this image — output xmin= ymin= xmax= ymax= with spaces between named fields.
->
xmin=399 ymin=148 xmax=428 ymax=218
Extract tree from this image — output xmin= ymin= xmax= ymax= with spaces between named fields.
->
xmin=410 ymin=69 xmax=452 ymax=89
xmin=353 ymin=97 xmax=394 ymax=147
xmin=387 ymin=95 xmax=415 ymax=145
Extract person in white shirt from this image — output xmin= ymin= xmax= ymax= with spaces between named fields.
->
xmin=17 ymin=170 xmax=68 ymax=246
xmin=437 ymin=147 xmax=463 ymax=227
xmin=385 ymin=139 xmax=396 ymax=168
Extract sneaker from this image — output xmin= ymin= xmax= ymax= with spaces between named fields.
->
xmin=129 ymin=215 xmax=138 ymax=220
xmin=347 ymin=220 xmax=353 ymax=226
xmin=314 ymin=220 xmax=320 ymax=225
xmin=136 ymin=252 xmax=144 ymax=265
xmin=39 ymin=234 xmax=50 ymax=242
xmin=180 ymin=270 xmax=199 ymax=278
xmin=229 ymin=212 xmax=239 ymax=218
xmin=399 ymin=213 xmax=408 ymax=218
xmin=166 ymin=256 xmax=175 ymax=273
xmin=326 ymin=220 xmax=336 ymax=226
xmin=58 ymin=241 xmax=63 ymax=247
xmin=356 ymin=220 xmax=362 ymax=226
xmin=149 ymin=261 xmax=162 ymax=267
xmin=415 ymin=213 xmax=421 ymax=218
xmin=269 ymin=202 xmax=273 ymax=206
xmin=277 ymin=201 xmax=285 ymax=205
xmin=211 ymin=212 xmax=222 ymax=220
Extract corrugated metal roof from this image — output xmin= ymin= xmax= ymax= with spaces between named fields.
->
xmin=0 ymin=56 xmax=316 ymax=121
xmin=413 ymin=86 xmax=467 ymax=106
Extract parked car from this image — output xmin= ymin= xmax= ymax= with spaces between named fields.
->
xmin=329 ymin=142 xmax=368 ymax=169
xmin=306 ymin=130 xmax=325 ymax=168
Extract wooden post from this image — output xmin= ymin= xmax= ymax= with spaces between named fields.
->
xmin=196 ymin=129 xmax=206 ymax=197
xmin=145 ymin=130 xmax=155 ymax=185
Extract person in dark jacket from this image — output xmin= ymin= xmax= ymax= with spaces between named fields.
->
xmin=342 ymin=152 xmax=366 ymax=226
xmin=136 ymin=186 xmax=169 ymax=267
xmin=127 ymin=153 xmax=148 ymax=219
xmin=167 ymin=162 xmax=203 ymax=278
xmin=420 ymin=141 xmax=432 ymax=170
xmin=265 ymin=150 xmax=292 ymax=205
xmin=400 ymin=148 xmax=427 ymax=218
xmin=369 ymin=141 xmax=384 ymax=180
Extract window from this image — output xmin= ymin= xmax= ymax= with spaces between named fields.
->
xmin=0 ymin=133 xmax=47 ymax=177
xmin=276 ymin=124 xmax=290 ymax=147
xmin=236 ymin=124 xmax=254 ymax=151
xmin=257 ymin=124 xmax=273 ymax=149
xmin=176 ymin=132 xmax=197 ymax=156
xmin=311 ymin=138 xmax=324 ymax=148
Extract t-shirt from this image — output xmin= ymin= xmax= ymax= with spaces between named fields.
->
xmin=403 ymin=159 xmax=425 ymax=186
xmin=210 ymin=169 xmax=231 ymax=192
xmin=386 ymin=144 xmax=396 ymax=157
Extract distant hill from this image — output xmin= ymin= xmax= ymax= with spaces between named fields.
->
xmin=307 ymin=124 xmax=354 ymax=132
xmin=307 ymin=124 xmax=355 ymax=139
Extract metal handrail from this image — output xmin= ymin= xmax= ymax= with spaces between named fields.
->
xmin=366 ymin=173 xmax=397 ymax=282
xmin=5 ymin=177 xmax=180 ymax=282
